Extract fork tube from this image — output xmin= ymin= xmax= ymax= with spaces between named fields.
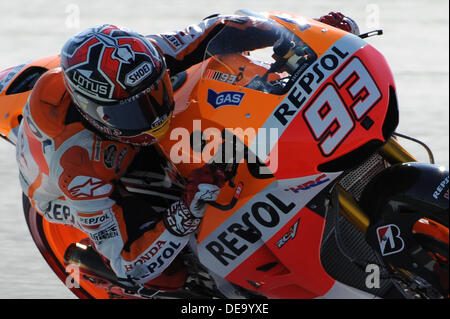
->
xmin=336 ymin=137 xmax=418 ymax=234
xmin=336 ymin=185 xmax=370 ymax=234
xmin=379 ymin=137 xmax=417 ymax=164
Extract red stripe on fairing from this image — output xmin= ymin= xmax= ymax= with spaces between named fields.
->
xmin=23 ymin=119 xmax=49 ymax=175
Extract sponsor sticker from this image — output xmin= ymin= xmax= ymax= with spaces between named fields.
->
xmin=204 ymin=69 xmax=239 ymax=84
xmin=161 ymin=34 xmax=184 ymax=52
xmin=71 ymin=69 xmax=112 ymax=99
xmin=103 ymin=144 xmax=118 ymax=169
xmin=198 ymin=173 xmax=341 ymax=276
xmin=79 ymin=211 xmax=113 ymax=230
xmin=43 ymin=202 xmax=75 ymax=225
xmin=115 ymin=147 xmax=128 ymax=174
xmin=275 ymin=218 xmax=300 ymax=248
xmin=433 ymin=176 xmax=449 ymax=200
xmin=284 ymin=174 xmax=330 ymax=193
xmin=376 ymin=224 xmax=405 ymax=256
xmin=125 ymin=61 xmax=153 ymax=87
xmin=124 ymin=240 xmax=167 ymax=272
xmin=90 ymin=224 xmax=119 ymax=245
xmin=68 ymin=176 xmax=113 ymax=199
xmin=207 ymin=89 xmax=245 ymax=109
xmin=125 ymin=240 xmax=184 ymax=281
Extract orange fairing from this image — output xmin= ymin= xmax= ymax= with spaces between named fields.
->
xmin=0 ymin=55 xmax=60 ymax=140
xmin=4 ymin=12 xmax=403 ymax=299
xmin=159 ymin=13 xmax=397 ymax=298
xmin=204 ymin=54 xmax=283 ymax=87
xmin=413 ymin=218 xmax=449 ymax=245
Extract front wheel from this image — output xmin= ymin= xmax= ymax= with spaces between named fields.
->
xmin=360 ymin=163 xmax=449 ymax=298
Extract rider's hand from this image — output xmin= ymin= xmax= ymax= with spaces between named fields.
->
xmin=317 ymin=11 xmax=360 ymax=35
xmin=183 ymin=164 xmax=226 ymax=217
xmin=163 ymin=164 xmax=226 ymax=236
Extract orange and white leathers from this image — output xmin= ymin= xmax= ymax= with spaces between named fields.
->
xmin=15 ymin=14 xmax=275 ymax=285
xmin=16 ymin=68 xmax=191 ymax=284
xmin=16 ymin=13 xmax=358 ymax=286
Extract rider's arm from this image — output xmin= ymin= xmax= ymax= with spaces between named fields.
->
xmin=147 ymin=15 xmax=278 ymax=75
xmin=55 ymin=145 xmax=190 ymax=284
xmin=148 ymin=12 xmax=359 ymax=75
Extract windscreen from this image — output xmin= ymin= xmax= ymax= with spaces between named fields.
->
xmin=201 ymin=15 xmax=317 ymax=95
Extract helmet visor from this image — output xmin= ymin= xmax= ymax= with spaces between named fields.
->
xmin=72 ymin=71 xmax=174 ymax=136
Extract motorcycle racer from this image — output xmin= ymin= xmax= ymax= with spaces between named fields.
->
xmin=15 ymin=12 xmax=359 ymax=290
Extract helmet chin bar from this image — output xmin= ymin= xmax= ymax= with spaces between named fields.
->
xmin=116 ymin=132 xmax=158 ymax=147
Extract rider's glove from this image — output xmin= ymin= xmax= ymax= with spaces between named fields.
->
xmin=163 ymin=164 xmax=226 ymax=236
xmin=317 ymin=11 xmax=360 ymax=35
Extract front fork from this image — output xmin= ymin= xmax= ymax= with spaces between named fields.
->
xmin=336 ymin=137 xmax=417 ymax=234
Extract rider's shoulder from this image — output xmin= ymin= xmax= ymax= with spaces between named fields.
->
xmin=27 ymin=67 xmax=80 ymax=138
xmin=29 ymin=67 xmax=68 ymax=108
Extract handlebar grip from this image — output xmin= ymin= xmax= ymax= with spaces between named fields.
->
xmin=208 ymin=182 xmax=244 ymax=211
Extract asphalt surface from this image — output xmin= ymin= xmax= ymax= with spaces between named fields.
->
xmin=0 ymin=0 xmax=448 ymax=299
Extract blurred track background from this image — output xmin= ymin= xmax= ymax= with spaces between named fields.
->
xmin=0 ymin=0 xmax=448 ymax=298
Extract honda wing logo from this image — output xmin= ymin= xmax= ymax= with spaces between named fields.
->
xmin=376 ymin=224 xmax=405 ymax=256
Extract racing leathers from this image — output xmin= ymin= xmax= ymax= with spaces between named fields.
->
xmin=16 ymin=13 xmax=359 ymax=288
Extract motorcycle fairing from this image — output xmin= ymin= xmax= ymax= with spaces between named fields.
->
xmin=174 ymin=14 xmax=396 ymax=297
xmin=198 ymin=174 xmax=341 ymax=298
xmin=0 ymin=11 xmax=400 ymax=299
xmin=197 ymin=173 xmax=341 ymax=272
xmin=0 ymin=56 xmax=60 ymax=144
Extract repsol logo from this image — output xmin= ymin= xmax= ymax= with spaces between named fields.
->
xmin=124 ymin=240 xmax=167 ymax=272
xmin=273 ymin=45 xmax=350 ymax=126
xmin=205 ymin=193 xmax=296 ymax=266
xmin=72 ymin=70 xmax=110 ymax=97
xmin=126 ymin=241 xmax=182 ymax=277
xmin=44 ymin=203 xmax=74 ymax=224
xmin=433 ymin=176 xmax=449 ymax=200
xmin=79 ymin=212 xmax=112 ymax=228
xmin=125 ymin=62 xmax=153 ymax=87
